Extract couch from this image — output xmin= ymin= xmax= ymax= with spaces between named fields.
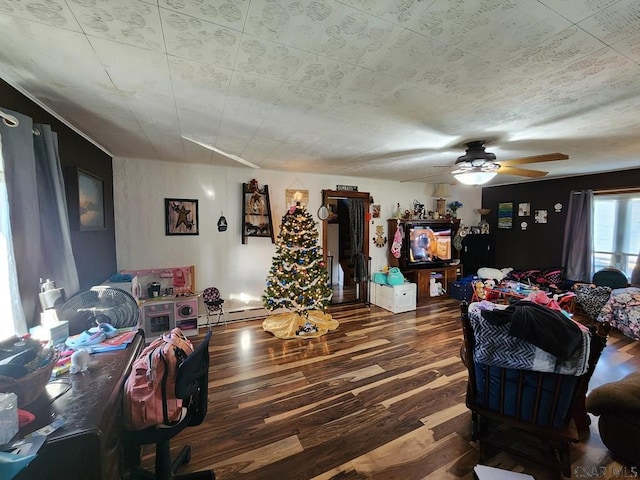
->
xmin=573 ymin=268 xmax=640 ymax=341
xmin=586 ymin=371 xmax=640 ymax=464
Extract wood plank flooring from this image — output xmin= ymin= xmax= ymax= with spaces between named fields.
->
xmin=137 ymin=298 xmax=640 ymax=480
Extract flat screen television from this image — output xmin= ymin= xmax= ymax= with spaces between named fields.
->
xmin=406 ymin=223 xmax=453 ymax=267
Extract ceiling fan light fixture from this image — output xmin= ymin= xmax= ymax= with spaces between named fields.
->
xmin=454 ymin=170 xmax=497 ymax=185
xmin=455 ymin=140 xmax=496 ymax=165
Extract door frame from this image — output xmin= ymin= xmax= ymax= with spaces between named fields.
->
xmin=321 ymin=189 xmax=370 ymax=304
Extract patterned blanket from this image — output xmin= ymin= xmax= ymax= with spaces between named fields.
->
xmin=598 ymin=287 xmax=640 ymax=341
xmin=469 ymin=301 xmax=591 ymax=376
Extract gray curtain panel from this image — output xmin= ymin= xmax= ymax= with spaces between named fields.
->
xmin=1 ymin=109 xmax=79 ymax=329
xmin=561 ymin=189 xmax=593 ymax=283
xmin=347 ymin=198 xmax=367 ymax=283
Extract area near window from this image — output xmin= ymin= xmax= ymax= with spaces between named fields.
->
xmin=593 ymin=191 xmax=640 ymax=279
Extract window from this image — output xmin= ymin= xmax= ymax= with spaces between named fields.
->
xmin=0 ymin=146 xmax=24 ymax=340
xmin=593 ymin=192 xmax=640 ymax=279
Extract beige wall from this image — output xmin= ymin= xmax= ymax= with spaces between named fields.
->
xmin=113 ymin=157 xmax=481 ymax=304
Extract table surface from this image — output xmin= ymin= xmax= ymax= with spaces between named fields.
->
xmin=15 ymin=330 xmax=144 ymax=479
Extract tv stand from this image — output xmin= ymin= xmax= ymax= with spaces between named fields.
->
xmin=402 ymin=264 xmax=461 ymax=305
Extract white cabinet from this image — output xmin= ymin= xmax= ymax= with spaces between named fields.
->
xmin=370 ymin=282 xmax=417 ymax=313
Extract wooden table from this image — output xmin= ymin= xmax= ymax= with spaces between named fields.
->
xmin=15 ymin=330 xmax=144 ymax=480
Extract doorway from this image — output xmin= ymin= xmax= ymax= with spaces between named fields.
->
xmin=321 ymin=190 xmax=370 ymax=305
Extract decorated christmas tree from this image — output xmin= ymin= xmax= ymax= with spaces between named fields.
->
xmin=262 ymin=202 xmax=338 ymax=339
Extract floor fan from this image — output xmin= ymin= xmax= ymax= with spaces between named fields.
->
xmin=56 ymin=286 xmax=139 ymax=335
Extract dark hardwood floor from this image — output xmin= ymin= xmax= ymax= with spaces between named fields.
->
xmin=137 ymin=298 xmax=640 ymax=480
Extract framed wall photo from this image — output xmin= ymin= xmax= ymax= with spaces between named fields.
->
xmin=535 ymin=209 xmax=548 ymax=224
xmin=371 ymin=204 xmax=381 ymax=218
xmin=285 ymin=188 xmax=309 ymax=208
xmin=165 ymin=198 xmax=199 ymax=235
xmin=78 ymin=169 xmax=105 ymax=231
xmin=498 ymin=202 xmax=513 ymax=229
xmin=518 ymin=202 xmax=531 ymax=216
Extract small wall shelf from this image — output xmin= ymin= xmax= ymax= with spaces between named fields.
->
xmin=242 ymin=182 xmax=274 ymax=244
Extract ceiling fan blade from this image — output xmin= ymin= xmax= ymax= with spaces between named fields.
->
xmin=497 ymin=165 xmax=548 ymax=177
xmin=400 ymin=168 xmax=451 ymax=183
xmin=499 ymin=153 xmax=568 ymax=166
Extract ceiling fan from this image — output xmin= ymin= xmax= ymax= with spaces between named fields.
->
xmin=403 ymin=140 xmax=569 ymax=185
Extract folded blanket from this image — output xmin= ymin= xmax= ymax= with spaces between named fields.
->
xmin=597 ymin=286 xmax=640 ymax=341
xmin=481 ymin=300 xmax=583 ymax=360
xmin=470 ymin=302 xmax=591 ymax=376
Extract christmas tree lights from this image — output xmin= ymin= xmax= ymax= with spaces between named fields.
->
xmin=262 ymin=203 xmax=333 ymax=315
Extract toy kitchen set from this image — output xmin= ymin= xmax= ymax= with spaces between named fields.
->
xmin=101 ymin=265 xmax=199 ymax=342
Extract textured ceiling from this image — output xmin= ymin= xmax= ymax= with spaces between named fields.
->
xmin=1 ymin=0 xmax=640 ymax=185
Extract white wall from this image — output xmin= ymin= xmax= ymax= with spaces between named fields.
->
xmin=113 ymin=157 xmax=481 ymax=303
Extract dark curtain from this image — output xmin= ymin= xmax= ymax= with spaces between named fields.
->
xmin=1 ymin=109 xmax=79 ymax=330
xmin=347 ymin=198 xmax=367 ymax=283
xmin=561 ymin=189 xmax=593 ymax=282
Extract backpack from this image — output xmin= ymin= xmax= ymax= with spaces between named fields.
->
xmin=123 ymin=328 xmax=194 ymax=430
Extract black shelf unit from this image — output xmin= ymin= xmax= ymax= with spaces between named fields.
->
xmin=460 ymin=234 xmax=495 ymax=277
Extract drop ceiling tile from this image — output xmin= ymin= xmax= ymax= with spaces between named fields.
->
xmin=158 ymin=0 xmax=249 ymax=31
xmin=169 ymin=57 xmax=231 ymax=112
xmin=312 ymin=5 xmax=402 ymax=65
xmin=177 ymin=108 xmax=224 ymax=140
xmin=244 ymin=0 xmax=335 ymax=52
xmin=538 ymin=0 xmax=621 ymax=23
xmin=577 ymin=0 xmax=640 ymax=45
xmin=181 ymin=139 xmax=214 ymax=165
xmin=288 ymin=54 xmax=359 ymax=93
xmin=0 ymin=17 xmax=90 ymax=80
xmin=234 ymin=34 xmax=307 ymax=81
xmin=337 ymin=0 xmax=437 ymax=26
xmin=0 ymin=17 xmax=150 ymax=154
xmin=0 ymin=0 xmax=81 ymax=31
xmin=504 ymin=26 xmax=604 ymax=76
xmin=410 ymin=0 xmax=570 ymax=63
xmin=169 ymin=57 xmax=233 ymax=91
xmin=89 ymin=37 xmax=173 ymax=99
xmin=161 ymin=8 xmax=240 ymax=67
xmin=67 ymin=0 xmax=164 ymax=51
xmin=537 ymin=47 xmax=640 ymax=99
xmin=339 ymin=68 xmax=405 ymax=105
xmin=227 ymin=72 xmax=284 ymax=108
xmin=89 ymin=37 xmax=182 ymax=161
xmin=612 ymin=34 xmax=640 ymax=63
xmin=370 ymin=29 xmax=490 ymax=88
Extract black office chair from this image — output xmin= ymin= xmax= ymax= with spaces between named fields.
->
xmin=125 ymin=330 xmax=214 ymax=480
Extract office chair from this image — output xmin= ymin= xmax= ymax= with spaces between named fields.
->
xmin=202 ymin=287 xmax=226 ymax=328
xmin=125 ymin=330 xmax=214 ymax=480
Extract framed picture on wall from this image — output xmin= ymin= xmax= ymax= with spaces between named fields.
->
xmin=498 ymin=202 xmax=513 ymax=229
xmin=165 ymin=198 xmax=199 ymax=235
xmin=535 ymin=209 xmax=548 ymax=224
xmin=78 ymin=169 xmax=105 ymax=231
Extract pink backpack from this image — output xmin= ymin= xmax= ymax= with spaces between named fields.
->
xmin=123 ymin=328 xmax=194 ymax=430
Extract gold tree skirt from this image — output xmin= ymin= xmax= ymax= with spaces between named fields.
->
xmin=262 ymin=310 xmax=339 ymax=339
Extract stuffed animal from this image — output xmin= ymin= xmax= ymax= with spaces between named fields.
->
xmin=483 ymin=278 xmax=496 ymax=289
xmin=477 ymin=267 xmax=513 ymax=282
xmin=473 ymin=280 xmax=486 ymax=300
